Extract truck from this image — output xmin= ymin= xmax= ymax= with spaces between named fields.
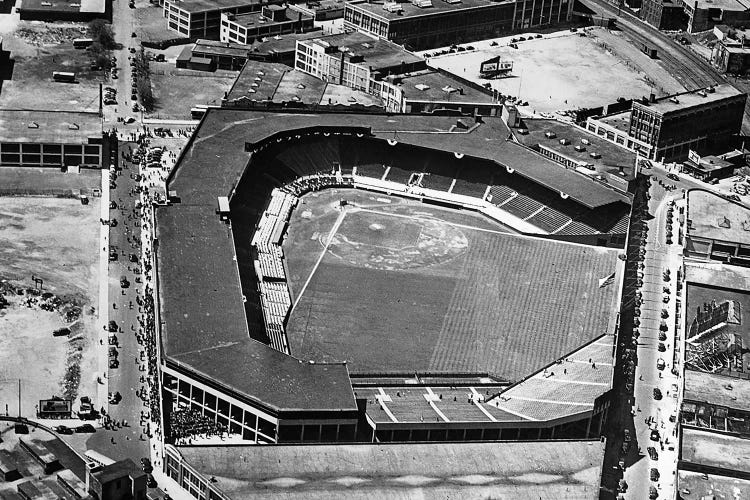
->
xmin=52 ymin=71 xmax=76 ymax=83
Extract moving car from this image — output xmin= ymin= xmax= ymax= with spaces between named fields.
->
xmin=667 ymin=173 xmax=679 ymax=181
xmin=653 ymin=388 xmax=662 ymax=400
xmin=650 ymin=429 xmax=660 ymax=441
xmin=647 ymin=446 xmax=658 ymax=460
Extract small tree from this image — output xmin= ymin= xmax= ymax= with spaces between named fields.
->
xmin=88 ymin=42 xmax=112 ymax=70
xmin=88 ymin=19 xmax=116 ymax=50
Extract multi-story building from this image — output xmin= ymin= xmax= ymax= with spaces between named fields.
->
xmin=684 ymin=189 xmax=750 ymax=265
xmin=683 ymin=0 xmax=750 ymax=33
xmin=0 ymin=110 xmax=109 ymax=169
xmin=162 ymin=0 xmax=281 ymax=40
xmin=628 ymin=85 xmax=746 ymax=162
xmin=220 ymin=6 xmax=314 ymax=45
xmin=288 ymin=0 xmax=346 ymax=21
xmin=295 ymin=32 xmax=500 ymax=114
xmin=639 ymin=0 xmax=687 ymax=29
xmin=711 ymin=25 xmax=750 ymax=74
xmin=343 ymin=0 xmax=573 ymax=50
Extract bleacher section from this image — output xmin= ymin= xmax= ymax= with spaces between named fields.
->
xmin=452 ymin=163 xmax=494 ymax=198
xmin=499 ymin=194 xmax=545 ymax=220
xmin=525 ymin=207 xmax=572 ymax=234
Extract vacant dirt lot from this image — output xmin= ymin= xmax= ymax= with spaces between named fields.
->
xmin=424 ymin=28 xmax=664 ymax=114
xmin=0 ymin=21 xmax=107 ymax=111
xmin=147 ymin=64 xmax=237 ymax=120
xmin=0 ymin=197 xmax=101 ymax=417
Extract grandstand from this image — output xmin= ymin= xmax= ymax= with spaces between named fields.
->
xmin=157 ymin=108 xmax=627 ymax=456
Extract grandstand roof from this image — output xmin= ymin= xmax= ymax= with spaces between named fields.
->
xmin=684 ymin=369 xmax=750 ymax=414
xmin=169 ymin=108 xmax=629 ymax=208
xmin=177 ymin=440 xmax=605 ymax=500
xmin=156 ymin=207 xmax=356 ymax=412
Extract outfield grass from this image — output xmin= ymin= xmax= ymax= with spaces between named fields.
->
xmin=284 ymin=189 xmax=619 ymax=381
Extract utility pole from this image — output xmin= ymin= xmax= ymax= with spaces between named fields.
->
xmin=18 ymin=379 xmax=21 ymax=418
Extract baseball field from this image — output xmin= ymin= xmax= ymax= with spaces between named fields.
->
xmin=283 ymin=189 xmax=620 ymax=382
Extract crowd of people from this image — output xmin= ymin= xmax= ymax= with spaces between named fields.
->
xmin=282 ymin=173 xmax=352 ymax=197
xmin=167 ymin=408 xmax=227 ymax=444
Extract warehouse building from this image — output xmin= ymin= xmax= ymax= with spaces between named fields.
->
xmin=295 ymin=32 xmax=499 ymax=114
xmin=17 ymin=0 xmax=110 ymax=22
xmin=343 ymin=0 xmax=574 ymax=50
xmin=162 ymin=0 xmax=282 ymax=40
xmin=220 ymin=6 xmax=314 ymax=45
xmin=0 ymin=110 xmax=109 ymax=169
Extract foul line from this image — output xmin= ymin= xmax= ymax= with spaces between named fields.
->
xmin=290 ymin=208 xmax=347 ymax=314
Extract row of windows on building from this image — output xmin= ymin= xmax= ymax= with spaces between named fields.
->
xmin=0 ymin=143 xmax=100 ymax=167
xmin=164 ymin=450 xmax=226 ymax=500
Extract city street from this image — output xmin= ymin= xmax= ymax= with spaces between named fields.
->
xmin=621 ymin=179 xmax=683 ymax=500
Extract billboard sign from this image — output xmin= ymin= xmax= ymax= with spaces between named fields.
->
xmin=38 ymin=399 xmax=72 ymax=417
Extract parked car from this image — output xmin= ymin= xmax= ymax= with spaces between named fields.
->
xmin=55 ymin=425 xmax=74 ymax=435
xmin=75 ymin=424 xmax=96 ymax=433
xmin=650 ymin=429 xmax=660 ymax=441
xmin=647 ymin=446 xmax=659 ymax=460
xmin=53 ymin=327 xmax=71 ymax=337
xmin=108 ymin=320 xmax=118 ymax=332
xmin=650 ymin=467 xmax=660 ymax=481
xmin=658 ymin=343 xmax=666 ymax=352
xmin=120 ymin=276 xmax=129 ymax=288
xmin=667 ymin=173 xmax=679 ymax=181
xmin=653 ymin=388 xmax=662 ymax=400
xmin=141 ymin=458 xmax=153 ymax=474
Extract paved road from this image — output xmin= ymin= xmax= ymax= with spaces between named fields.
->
xmin=620 ymin=181 xmax=682 ymax=500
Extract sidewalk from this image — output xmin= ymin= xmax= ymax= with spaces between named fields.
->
xmin=97 ymin=169 xmax=111 ymax=419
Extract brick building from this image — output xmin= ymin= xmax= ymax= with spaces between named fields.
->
xmin=628 ymin=85 xmax=746 ymax=162
xmin=343 ymin=0 xmax=573 ymax=50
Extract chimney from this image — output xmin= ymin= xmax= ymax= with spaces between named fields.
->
xmin=649 ymin=93 xmax=656 ymax=103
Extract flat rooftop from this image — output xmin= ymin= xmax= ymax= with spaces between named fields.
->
xmin=517 ymin=119 xmax=636 ymax=180
xmin=303 ymin=31 xmax=423 ymax=70
xmin=19 ymin=0 xmax=104 ymax=13
xmin=396 ymin=69 xmax=495 ymax=103
xmin=681 ymin=427 xmax=750 ymax=475
xmin=347 ymin=0 xmax=514 ymax=21
xmin=0 ymin=110 xmax=102 ymax=143
xmin=678 ymin=470 xmax=750 ymax=500
xmin=245 ymin=29 xmax=322 ymax=57
xmin=172 ymin=0 xmax=261 ymax=14
xmin=225 ymin=60 xmax=383 ymax=107
xmin=228 ymin=8 xmax=312 ymax=28
xmin=685 ymin=261 xmax=750 ymax=291
xmin=193 ymin=39 xmax=251 ymax=58
xmin=596 ymin=110 xmax=631 ymax=134
xmin=178 ymin=440 xmax=604 ymax=500
xmin=694 ymin=0 xmax=750 ymax=12
xmin=687 ymin=189 xmax=750 ymax=246
xmin=225 ymin=60 xmax=290 ymax=102
xmin=635 ymin=84 xmax=745 ymax=115
xmin=684 ymin=369 xmax=750 ymax=413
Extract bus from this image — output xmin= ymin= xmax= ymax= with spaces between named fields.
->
xmin=84 ymin=450 xmax=116 ymax=468
xmin=72 ymin=38 xmax=94 ymax=49
xmin=52 ymin=71 xmax=76 ymax=83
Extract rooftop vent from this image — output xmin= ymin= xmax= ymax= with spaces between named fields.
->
xmin=27 ymin=122 xmax=39 ymax=129
xmin=544 ymin=131 xmax=556 ymax=139
xmin=574 ymin=145 xmax=586 ymax=152
xmin=411 ymin=0 xmax=433 ymax=7
xmin=414 ymin=83 xmax=430 ymax=91
xmin=382 ymin=2 xmax=403 ymax=12
xmin=698 ymin=90 xmax=707 ymax=97
xmin=361 ymin=42 xmax=372 ymax=49
xmin=68 ymin=123 xmax=79 ymax=130
xmin=670 ymin=97 xmax=680 ymax=104
xmin=589 ymin=152 xmax=601 ymax=159
xmin=707 ymin=86 xmax=716 ymax=93
xmin=559 ymin=138 xmax=570 ymax=145
xmin=581 ymin=138 xmax=591 ymax=145
xmin=718 ymin=215 xmax=731 ymax=229
xmin=297 ymin=83 xmax=306 ymax=89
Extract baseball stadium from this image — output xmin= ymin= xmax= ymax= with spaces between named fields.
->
xmin=154 ymin=108 xmax=631 ymax=498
